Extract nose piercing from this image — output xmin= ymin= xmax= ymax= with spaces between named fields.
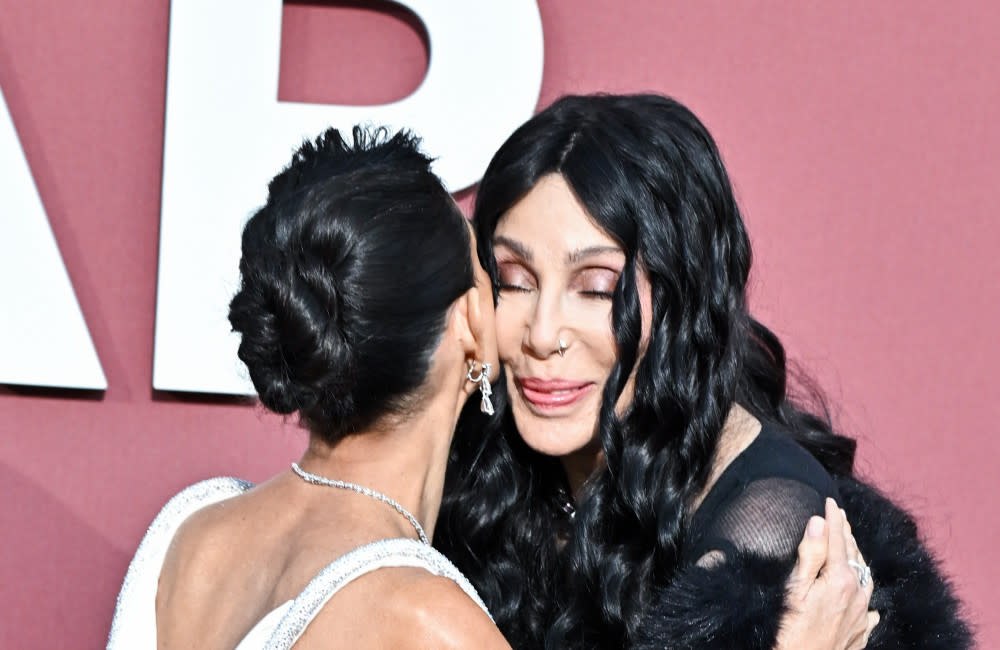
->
xmin=558 ymin=338 xmax=568 ymax=357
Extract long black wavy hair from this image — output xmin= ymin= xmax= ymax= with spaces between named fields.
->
xmin=434 ymin=94 xmax=856 ymax=647
xmin=228 ymin=126 xmax=473 ymax=440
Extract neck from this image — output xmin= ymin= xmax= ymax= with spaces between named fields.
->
xmin=296 ymin=382 xmax=470 ymax=543
xmin=560 ymin=444 xmax=605 ymax=499
xmin=690 ymin=403 xmax=761 ymax=510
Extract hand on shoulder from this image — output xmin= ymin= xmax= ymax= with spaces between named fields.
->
xmin=778 ymin=499 xmax=878 ymax=650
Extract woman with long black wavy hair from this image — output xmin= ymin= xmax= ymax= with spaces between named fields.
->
xmin=435 ymin=94 xmax=971 ymax=649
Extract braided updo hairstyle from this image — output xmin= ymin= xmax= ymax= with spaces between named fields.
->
xmin=228 ymin=126 xmax=474 ymax=441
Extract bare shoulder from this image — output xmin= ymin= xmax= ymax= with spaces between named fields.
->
xmin=160 ymin=495 xmax=243 ymax=589
xmin=294 ymin=568 xmax=511 ymax=649
xmin=157 ymin=493 xmax=267 ymax=647
xmin=392 ymin=572 xmax=509 ymax=648
xmin=156 ymin=494 xmax=244 ymax=611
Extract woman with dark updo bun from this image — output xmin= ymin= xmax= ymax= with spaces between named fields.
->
xmin=108 ymin=127 xmax=510 ymax=649
xmin=108 ymin=124 xmax=873 ymax=650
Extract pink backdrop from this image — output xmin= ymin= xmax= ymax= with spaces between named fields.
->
xmin=1 ymin=2 xmax=997 ymax=647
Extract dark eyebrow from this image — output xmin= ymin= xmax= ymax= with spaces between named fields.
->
xmin=566 ymin=246 xmax=624 ymax=265
xmin=493 ymin=236 xmax=533 ymax=263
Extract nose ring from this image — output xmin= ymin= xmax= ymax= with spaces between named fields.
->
xmin=558 ymin=338 xmax=568 ymax=357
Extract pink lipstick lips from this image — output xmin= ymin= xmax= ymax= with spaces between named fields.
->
xmin=517 ymin=377 xmax=594 ymax=410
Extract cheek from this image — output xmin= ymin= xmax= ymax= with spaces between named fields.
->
xmin=638 ymin=273 xmax=654 ymax=348
xmin=494 ymin=301 xmax=523 ymax=361
xmin=576 ymin=311 xmax=618 ymax=370
xmin=589 ymin=328 xmax=619 ymax=371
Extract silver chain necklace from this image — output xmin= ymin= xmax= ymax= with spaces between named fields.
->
xmin=290 ymin=462 xmax=430 ymax=545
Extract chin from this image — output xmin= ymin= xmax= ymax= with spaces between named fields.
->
xmin=511 ymin=408 xmax=598 ymax=459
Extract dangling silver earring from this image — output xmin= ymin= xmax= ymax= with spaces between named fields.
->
xmin=466 ymin=360 xmax=494 ymax=415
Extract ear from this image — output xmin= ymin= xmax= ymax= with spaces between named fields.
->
xmin=446 ymin=288 xmax=483 ymax=399
xmin=450 ymin=284 xmax=488 ymax=359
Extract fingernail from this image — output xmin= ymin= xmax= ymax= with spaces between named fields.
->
xmin=807 ymin=516 xmax=825 ymax=537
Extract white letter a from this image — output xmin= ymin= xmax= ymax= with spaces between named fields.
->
xmin=0 ymin=85 xmax=107 ymax=390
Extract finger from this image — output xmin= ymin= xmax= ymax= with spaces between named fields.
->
xmin=789 ymin=515 xmax=829 ymax=600
xmin=843 ymin=523 xmax=863 ymax=565
xmin=846 ymin=610 xmax=880 ymax=650
xmin=825 ymin=498 xmax=848 ymax=568
xmin=846 ymin=569 xmax=875 ymax=637
xmin=839 ymin=513 xmax=874 ymax=608
xmin=860 ymin=610 xmax=880 ymax=649
xmin=839 ymin=508 xmax=867 ymax=565
xmin=862 ymin=564 xmax=875 ymax=604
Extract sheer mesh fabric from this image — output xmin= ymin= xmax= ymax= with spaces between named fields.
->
xmin=683 ymin=426 xmax=839 ymax=564
xmin=695 ymin=477 xmax=825 ymax=560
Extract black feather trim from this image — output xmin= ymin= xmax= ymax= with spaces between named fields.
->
xmin=838 ymin=478 xmax=973 ymax=649
xmin=633 ymin=552 xmax=790 ymax=649
xmin=634 ymin=478 xmax=973 ymax=649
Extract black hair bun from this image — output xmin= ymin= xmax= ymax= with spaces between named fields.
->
xmin=227 ymin=126 xmax=474 ymax=440
xmin=229 ymin=233 xmax=355 ymax=423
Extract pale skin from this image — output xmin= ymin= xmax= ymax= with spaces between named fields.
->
xmin=493 ymin=173 xmax=879 ymax=649
xmin=155 ymin=227 xmax=511 ymax=649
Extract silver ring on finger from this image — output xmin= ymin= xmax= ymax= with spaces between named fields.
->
xmin=847 ymin=559 xmax=872 ymax=587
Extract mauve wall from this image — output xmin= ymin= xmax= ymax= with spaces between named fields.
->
xmin=1 ymin=2 xmax=997 ymax=647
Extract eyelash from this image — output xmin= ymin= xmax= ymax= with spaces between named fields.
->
xmin=497 ymin=282 xmax=532 ymax=293
xmin=579 ymin=290 xmax=614 ymax=300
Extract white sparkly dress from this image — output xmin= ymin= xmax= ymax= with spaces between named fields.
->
xmin=106 ymin=477 xmax=491 ymax=649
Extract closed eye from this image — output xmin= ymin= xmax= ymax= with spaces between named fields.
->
xmin=496 ymin=261 xmax=536 ymax=293
xmin=499 ymin=283 xmax=533 ymax=293
xmin=572 ymin=267 xmax=619 ymax=299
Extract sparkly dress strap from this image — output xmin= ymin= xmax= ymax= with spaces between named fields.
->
xmin=107 ymin=477 xmax=254 ymax=649
xmin=263 ymin=538 xmax=492 ymax=650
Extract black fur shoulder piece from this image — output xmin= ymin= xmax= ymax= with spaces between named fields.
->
xmin=634 ymin=478 xmax=973 ymax=649
xmin=632 ymin=550 xmax=791 ymax=649
xmin=838 ymin=477 xmax=973 ymax=649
